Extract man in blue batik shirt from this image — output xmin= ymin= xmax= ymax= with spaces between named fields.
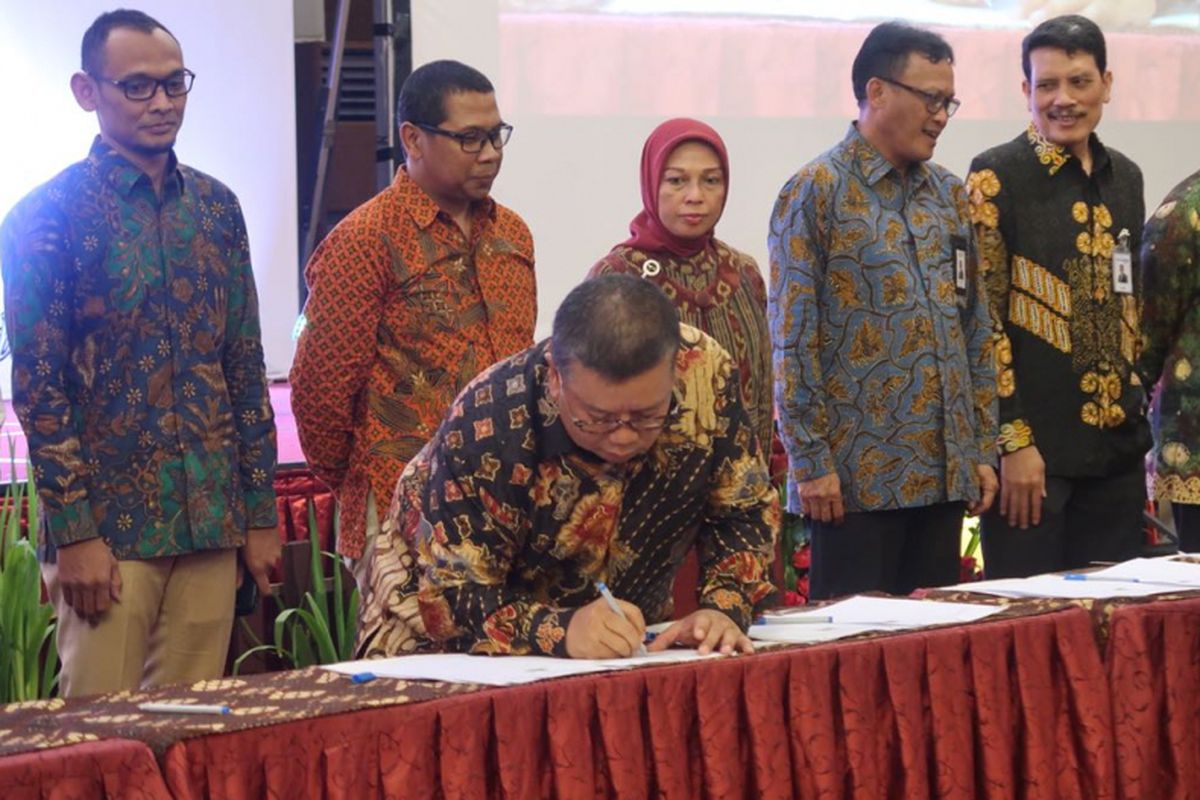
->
xmin=769 ymin=22 xmax=998 ymax=600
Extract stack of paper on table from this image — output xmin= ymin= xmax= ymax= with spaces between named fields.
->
xmin=947 ymin=556 xmax=1200 ymax=599
xmin=748 ymin=595 xmax=1002 ymax=644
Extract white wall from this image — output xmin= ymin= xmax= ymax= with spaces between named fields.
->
xmin=0 ymin=1 xmax=299 ymax=399
xmin=415 ymin=3 xmax=1200 ymax=340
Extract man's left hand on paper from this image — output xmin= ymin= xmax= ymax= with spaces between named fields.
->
xmin=647 ymin=608 xmax=754 ymax=655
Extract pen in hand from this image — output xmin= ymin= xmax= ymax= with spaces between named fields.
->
xmin=595 ymin=581 xmax=649 ymax=657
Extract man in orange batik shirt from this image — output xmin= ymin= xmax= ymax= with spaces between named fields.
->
xmin=291 ymin=60 xmax=536 ymax=584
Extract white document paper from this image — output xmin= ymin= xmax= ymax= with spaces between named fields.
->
xmin=951 ymin=574 xmax=1176 ymax=599
xmin=1085 ymin=557 xmax=1200 ymax=588
xmin=325 ymin=649 xmax=726 ymax=687
xmin=325 ymin=654 xmax=619 ymax=685
xmin=779 ymin=595 xmax=1002 ymax=626
xmin=748 ymin=596 xmax=1002 ymax=643
xmin=749 ymin=622 xmax=883 ymax=644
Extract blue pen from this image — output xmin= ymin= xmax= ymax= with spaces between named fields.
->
xmin=595 ymin=581 xmax=649 ymax=657
xmin=350 ymin=672 xmax=378 ymax=684
xmin=1064 ymin=574 xmax=1140 ymax=583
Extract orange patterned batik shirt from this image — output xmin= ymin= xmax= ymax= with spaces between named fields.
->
xmin=290 ymin=168 xmax=536 ymax=557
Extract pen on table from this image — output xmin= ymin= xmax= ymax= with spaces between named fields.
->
xmin=595 ymin=580 xmax=649 ymax=657
xmin=350 ymin=672 xmax=377 ymax=684
xmin=138 ymin=702 xmax=230 ymax=716
xmin=753 ymin=614 xmax=835 ymax=625
xmin=1063 ymin=574 xmax=1140 ymax=583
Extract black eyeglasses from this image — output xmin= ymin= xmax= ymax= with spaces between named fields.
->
xmin=561 ymin=385 xmax=680 ymax=435
xmin=90 ymin=69 xmax=195 ymax=101
xmin=414 ymin=122 xmax=513 ymax=153
xmin=877 ymin=76 xmax=961 ymax=118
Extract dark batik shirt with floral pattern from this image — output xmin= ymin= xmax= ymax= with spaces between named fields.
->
xmin=1 ymin=138 xmax=278 ymax=560
xmin=357 ymin=325 xmax=779 ymax=657
xmin=768 ymin=124 xmax=997 ymax=515
xmin=968 ymin=126 xmax=1150 ymax=477
xmin=1138 ymin=169 xmax=1200 ymax=503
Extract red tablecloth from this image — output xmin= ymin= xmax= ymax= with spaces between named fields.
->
xmin=1107 ymin=596 xmax=1200 ymax=800
xmin=0 ymin=739 xmax=170 ymax=800
xmin=151 ymin=606 xmax=1109 ymax=799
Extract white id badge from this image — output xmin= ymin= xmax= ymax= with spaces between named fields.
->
xmin=955 ymin=248 xmax=968 ymax=291
xmin=1113 ymin=228 xmax=1133 ymax=295
xmin=1112 ymin=253 xmax=1133 ymax=295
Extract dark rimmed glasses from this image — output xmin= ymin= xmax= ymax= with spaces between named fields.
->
xmin=877 ymin=76 xmax=961 ymax=118
xmin=559 ymin=382 xmax=680 ymax=435
xmin=414 ymin=122 xmax=513 ymax=153
xmin=90 ymin=69 xmax=195 ymax=101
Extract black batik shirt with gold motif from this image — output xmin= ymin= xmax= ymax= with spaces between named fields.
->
xmin=356 ymin=325 xmax=780 ymax=658
xmin=967 ymin=127 xmax=1150 ymax=476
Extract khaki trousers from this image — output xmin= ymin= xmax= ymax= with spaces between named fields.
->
xmin=43 ymin=548 xmax=236 ymax=698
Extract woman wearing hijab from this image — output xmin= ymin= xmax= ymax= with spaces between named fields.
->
xmin=589 ymin=118 xmax=773 ymax=455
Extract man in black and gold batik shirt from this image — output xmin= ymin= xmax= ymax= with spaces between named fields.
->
xmin=967 ymin=15 xmax=1149 ymax=578
xmin=357 ymin=275 xmax=778 ymax=659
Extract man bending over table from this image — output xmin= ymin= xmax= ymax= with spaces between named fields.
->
xmin=356 ymin=274 xmax=778 ymax=659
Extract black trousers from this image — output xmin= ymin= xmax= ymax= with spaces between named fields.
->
xmin=981 ymin=463 xmax=1145 ymax=579
xmin=808 ymin=502 xmax=966 ymax=601
xmin=1171 ymin=502 xmax=1200 ymax=554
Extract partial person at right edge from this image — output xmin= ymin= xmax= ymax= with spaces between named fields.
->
xmin=967 ymin=15 xmax=1150 ymax=578
xmin=1138 ymin=168 xmax=1200 ymax=554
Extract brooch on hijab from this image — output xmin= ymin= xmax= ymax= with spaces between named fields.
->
xmin=641 ymin=259 xmax=661 ymax=278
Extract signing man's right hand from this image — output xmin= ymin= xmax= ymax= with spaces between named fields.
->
xmin=56 ymin=537 xmax=122 ymax=624
xmin=565 ymin=596 xmax=646 ymax=659
xmin=799 ymin=472 xmax=844 ymax=524
xmin=999 ymin=445 xmax=1047 ymax=529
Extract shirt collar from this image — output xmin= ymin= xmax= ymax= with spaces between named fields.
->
xmin=391 ymin=166 xmax=497 ymax=231
xmin=842 ymin=122 xmax=930 ymax=189
xmin=88 ymin=136 xmax=182 ymax=197
xmin=1024 ymin=123 xmax=1111 ymax=178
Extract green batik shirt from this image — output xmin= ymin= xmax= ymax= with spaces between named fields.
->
xmin=1 ymin=138 xmax=278 ymax=560
xmin=1139 ymin=168 xmax=1200 ymax=504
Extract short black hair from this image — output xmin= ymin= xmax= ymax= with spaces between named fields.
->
xmin=551 ymin=275 xmax=681 ymax=382
xmin=396 ymin=59 xmax=495 ymax=128
xmin=81 ymin=9 xmax=177 ymax=76
xmin=1022 ymin=15 xmax=1107 ymax=81
xmin=851 ymin=21 xmax=954 ymax=103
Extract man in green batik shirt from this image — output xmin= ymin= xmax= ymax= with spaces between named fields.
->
xmin=1139 ymin=170 xmax=1200 ymax=553
xmin=1 ymin=10 xmax=279 ymax=697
